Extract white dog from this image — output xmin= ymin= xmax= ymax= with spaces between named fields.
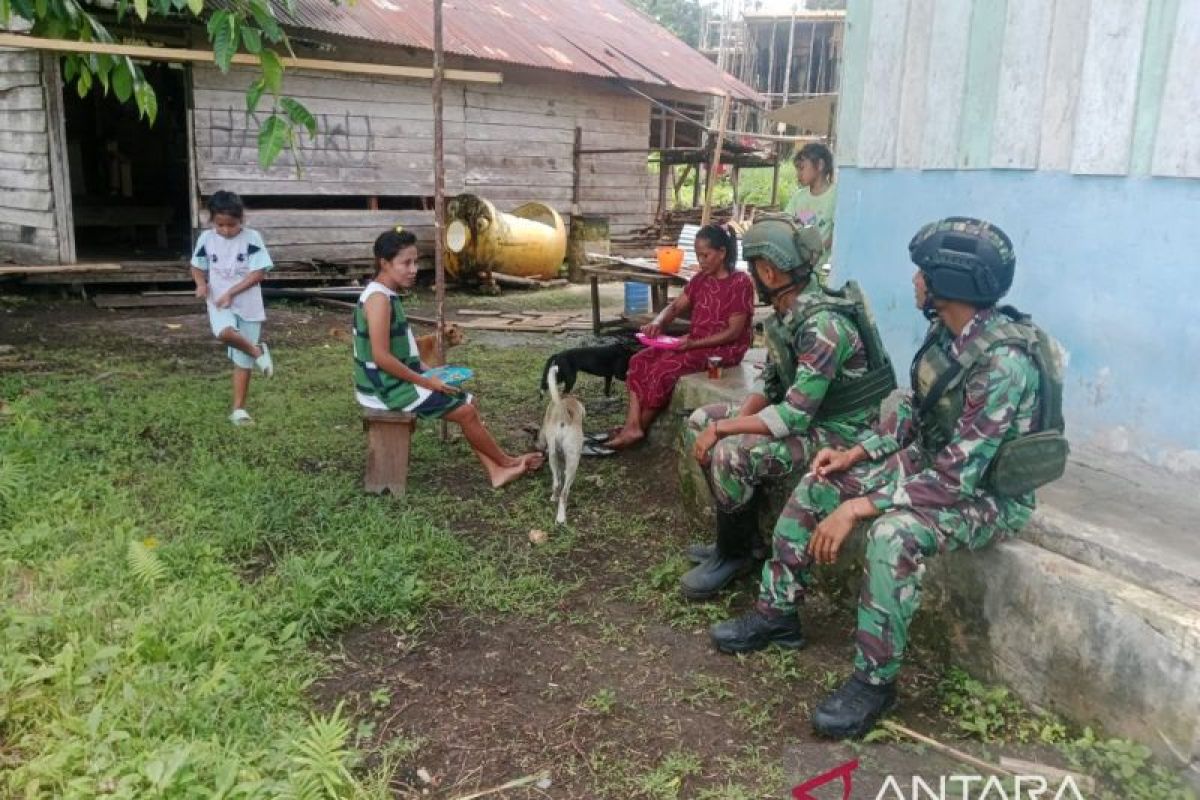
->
xmin=537 ymin=364 xmax=585 ymax=525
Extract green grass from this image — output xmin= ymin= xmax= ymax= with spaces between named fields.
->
xmin=657 ymin=162 xmax=798 ymax=211
xmin=0 ymin=336 xmax=586 ymax=798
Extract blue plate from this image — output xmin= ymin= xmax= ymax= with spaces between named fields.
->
xmin=423 ymin=365 xmax=474 ymax=386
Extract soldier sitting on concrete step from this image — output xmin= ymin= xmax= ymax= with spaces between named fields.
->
xmin=709 ymin=217 xmax=1068 ymax=740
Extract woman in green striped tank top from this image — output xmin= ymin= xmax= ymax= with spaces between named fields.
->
xmin=353 ymin=230 xmax=544 ymax=487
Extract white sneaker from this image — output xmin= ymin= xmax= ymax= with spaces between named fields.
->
xmin=229 ymin=409 xmax=253 ymax=426
xmin=255 ymin=343 xmax=274 ymax=378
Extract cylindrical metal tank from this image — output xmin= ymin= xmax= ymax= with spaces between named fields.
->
xmin=444 ymin=194 xmax=567 ymax=281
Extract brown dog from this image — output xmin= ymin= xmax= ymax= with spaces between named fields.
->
xmin=416 ymin=323 xmax=466 ymax=367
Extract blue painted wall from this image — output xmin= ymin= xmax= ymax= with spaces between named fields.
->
xmin=831 ymin=167 xmax=1200 ymax=461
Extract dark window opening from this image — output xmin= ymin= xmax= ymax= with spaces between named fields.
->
xmin=63 ymin=62 xmax=191 ymax=260
xmin=228 ymin=195 xmax=434 ymax=212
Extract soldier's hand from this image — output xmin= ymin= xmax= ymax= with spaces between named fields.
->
xmin=693 ymin=424 xmax=719 ymax=466
xmin=810 ymin=503 xmax=858 ymax=564
xmin=813 ymin=445 xmax=866 ymax=478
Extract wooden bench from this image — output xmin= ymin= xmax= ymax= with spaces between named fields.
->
xmin=362 ymin=408 xmax=417 ymax=496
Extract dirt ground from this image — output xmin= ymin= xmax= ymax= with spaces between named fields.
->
xmin=0 ymin=288 xmax=1077 ymax=799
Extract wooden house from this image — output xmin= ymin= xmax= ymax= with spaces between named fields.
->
xmin=0 ymin=1 xmax=756 ymax=268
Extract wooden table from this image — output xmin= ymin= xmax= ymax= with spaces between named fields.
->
xmin=581 ymin=261 xmax=688 ymax=335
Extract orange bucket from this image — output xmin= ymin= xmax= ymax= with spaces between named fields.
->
xmin=656 ymin=246 xmax=684 ymax=274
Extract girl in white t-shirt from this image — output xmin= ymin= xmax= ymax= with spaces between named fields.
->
xmin=189 ymin=191 xmax=275 ymax=426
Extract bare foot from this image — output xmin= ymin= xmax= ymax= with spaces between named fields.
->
xmin=606 ymin=430 xmax=645 ymax=450
xmin=489 ymin=453 xmax=544 ymax=488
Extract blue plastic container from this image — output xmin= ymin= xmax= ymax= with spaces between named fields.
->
xmin=623 ymin=281 xmax=651 ymax=316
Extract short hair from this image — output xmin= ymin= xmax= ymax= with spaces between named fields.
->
xmin=206 ymin=190 xmax=244 ymax=219
xmin=792 ymin=143 xmax=835 ymax=182
xmin=373 ymin=228 xmax=419 ymax=263
xmin=695 ymin=224 xmax=738 ymax=270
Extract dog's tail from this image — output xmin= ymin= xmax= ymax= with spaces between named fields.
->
xmin=547 ymin=363 xmax=563 ymax=404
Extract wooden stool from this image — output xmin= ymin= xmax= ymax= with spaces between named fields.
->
xmin=362 ymin=408 xmax=417 ymax=496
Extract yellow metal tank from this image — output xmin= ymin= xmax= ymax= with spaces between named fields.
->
xmin=445 ymin=194 xmax=567 ymax=281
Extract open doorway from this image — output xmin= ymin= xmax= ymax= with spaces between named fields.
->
xmin=62 ymin=61 xmax=191 ymax=260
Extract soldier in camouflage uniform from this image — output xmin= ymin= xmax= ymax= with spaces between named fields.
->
xmin=710 ymin=217 xmax=1066 ymax=739
xmin=680 ymin=216 xmax=896 ymax=600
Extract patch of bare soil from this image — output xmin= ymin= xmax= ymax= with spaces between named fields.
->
xmin=313 ymin=441 xmax=977 ymax=798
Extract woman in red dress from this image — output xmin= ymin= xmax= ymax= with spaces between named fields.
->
xmin=602 ymin=225 xmax=754 ymax=451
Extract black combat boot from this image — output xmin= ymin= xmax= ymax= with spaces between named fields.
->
xmin=811 ymin=676 xmax=897 ymax=739
xmin=679 ymin=504 xmax=757 ymax=600
xmin=708 ymin=608 xmax=805 ymax=653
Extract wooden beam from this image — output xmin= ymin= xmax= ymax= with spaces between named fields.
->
xmin=0 ymin=33 xmax=503 ymax=85
xmin=571 ymin=126 xmax=582 ymax=216
xmin=701 ymin=93 xmax=732 ymax=227
xmin=41 ymin=54 xmax=74 ymax=264
xmin=0 ymin=263 xmax=121 ymax=275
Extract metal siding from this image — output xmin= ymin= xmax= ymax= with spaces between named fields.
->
xmin=1070 ymin=0 xmax=1149 ymax=175
xmin=1150 ymin=0 xmax=1200 ymax=177
xmin=956 ymin=0 xmax=1007 ymax=168
xmin=856 ymin=0 xmax=909 ymax=168
xmin=990 ymin=0 xmax=1053 ymax=169
xmin=919 ymin=0 xmax=972 ymax=169
xmin=1130 ymin=0 xmax=1180 ymax=176
xmin=834 ymin=0 xmax=873 ymax=167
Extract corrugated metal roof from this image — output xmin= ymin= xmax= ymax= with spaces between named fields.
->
xmin=275 ymin=0 xmax=760 ymax=101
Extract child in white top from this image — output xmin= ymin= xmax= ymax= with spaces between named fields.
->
xmin=189 ymin=190 xmax=275 ymax=425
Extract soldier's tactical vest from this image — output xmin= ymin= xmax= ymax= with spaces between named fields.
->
xmin=353 ymin=292 xmax=422 ymax=409
xmin=766 ymin=280 xmax=897 ymax=420
xmin=911 ymin=306 xmax=1069 ymax=496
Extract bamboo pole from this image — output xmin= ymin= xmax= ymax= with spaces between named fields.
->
xmin=433 ymin=0 xmax=448 ymax=442
xmin=701 ymin=92 xmax=732 ymax=227
xmin=0 ymin=32 xmax=502 ymax=84
xmin=781 ymin=3 xmax=798 ymax=106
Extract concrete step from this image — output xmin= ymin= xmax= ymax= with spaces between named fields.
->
xmin=666 ymin=357 xmax=1200 ymax=777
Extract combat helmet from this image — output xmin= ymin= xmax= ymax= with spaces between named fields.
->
xmin=908 ymin=217 xmax=1015 ymax=306
xmin=742 ymin=215 xmax=823 ymax=302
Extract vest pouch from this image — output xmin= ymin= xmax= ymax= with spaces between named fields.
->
xmin=985 ymin=430 xmax=1069 ymax=496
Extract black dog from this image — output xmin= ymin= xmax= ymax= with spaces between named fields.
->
xmin=540 ymin=339 xmax=640 ymax=397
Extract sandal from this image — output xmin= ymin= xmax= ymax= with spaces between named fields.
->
xmin=581 ymin=441 xmax=617 ymax=458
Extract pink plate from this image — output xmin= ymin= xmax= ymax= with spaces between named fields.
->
xmin=636 ymin=333 xmax=684 ymax=350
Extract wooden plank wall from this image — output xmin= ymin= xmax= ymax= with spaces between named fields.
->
xmin=838 ymin=0 xmax=1200 ymax=179
xmin=0 ymin=47 xmax=59 ymax=263
xmin=191 ymin=65 xmax=655 ymax=261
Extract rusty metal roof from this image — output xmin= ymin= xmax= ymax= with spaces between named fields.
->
xmin=276 ymin=0 xmax=760 ymax=101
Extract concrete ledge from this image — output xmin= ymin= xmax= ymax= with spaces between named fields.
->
xmin=666 ymin=360 xmax=1200 ymax=775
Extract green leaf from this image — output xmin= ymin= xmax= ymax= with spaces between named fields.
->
xmin=0 ymin=0 xmax=11 ymax=27
xmin=134 ymin=79 xmax=158 ymax=125
xmin=259 ymin=49 xmax=282 ymax=95
xmin=186 ymin=0 xmax=201 ymax=14
xmin=111 ymin=62 xmax=133 ymax=102
xmin=245 ymin=77 xmax=265 ymax=114
xmin=257 ymin=114 xmax=289 ymax=169
xmin=240 ymin=26 xmax=262 ymax=54
xmin=212 ymin=13 xmax=239 ymax=71
xmin=63 ymin=55 xmax=78 ymax=82
xmin=280 ymin=97 xmax=316 ymax=137
xmin=75 ymin=66 xmax=92 ymax=98
xmin=133 ymin=0 xmax=147 ymax=21
xmin=248 ymin=0 xmax=284 ymax=42
xmin=205 ymin=7 xmax=226 ymax=36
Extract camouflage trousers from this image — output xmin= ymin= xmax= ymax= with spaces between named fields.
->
xmin=686 ymin=402 xmax=848 ymax=512
xmin=758 ymin=446 xmax=1012 ymax=685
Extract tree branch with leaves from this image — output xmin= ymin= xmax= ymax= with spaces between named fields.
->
xmin=1 ymin=0 xmax=317 ymax=167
